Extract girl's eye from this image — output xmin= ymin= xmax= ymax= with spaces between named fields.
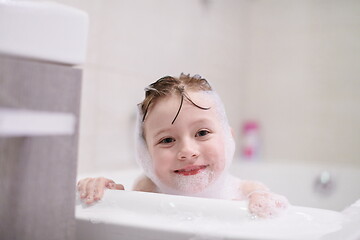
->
xmin=196 ymin=130 xmax=210 ymax=137
xmin=159 ymin=137 xmax=175 ymax=144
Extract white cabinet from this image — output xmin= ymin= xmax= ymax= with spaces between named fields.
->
xmin=0 ymin=55 xmax=81 ymax=240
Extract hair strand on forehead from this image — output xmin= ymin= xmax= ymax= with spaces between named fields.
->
xmin=171 ymin=94 xmax=184 ymax=124
xmin=141 ymin=74 xmax=212 ymax=124
xmin=170 ymin=90 xmax=211 ymax=124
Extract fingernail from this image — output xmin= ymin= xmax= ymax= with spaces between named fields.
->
xmin=80 ymin=193 xmax=86 ymax=198
xmin=86 ymin=196 xmax=93 ymax=204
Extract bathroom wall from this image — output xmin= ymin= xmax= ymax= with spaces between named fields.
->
xmin=41 ymin=0 xmax=360 ymax=174
xmin=239 ymin=0 xmax=360 ymax=167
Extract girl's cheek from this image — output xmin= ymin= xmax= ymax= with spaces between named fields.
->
xmin=153 ymin=151 xmax=173 ymax=168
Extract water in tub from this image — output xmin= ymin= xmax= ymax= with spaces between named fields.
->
xmin=75 ymin=168 xmax=350 ymax=240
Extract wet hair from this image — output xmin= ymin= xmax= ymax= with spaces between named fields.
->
xmin=140 ymin=73 xmax=212 ymax=124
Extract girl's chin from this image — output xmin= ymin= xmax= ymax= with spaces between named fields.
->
xmin=168 ymin=169 xmax=216 ymax=194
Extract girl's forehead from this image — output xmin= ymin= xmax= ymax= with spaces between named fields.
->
xmin=143 ymin=91 xmax=219 ymax=129
xmin=149 ymin=91 xmax=215 ymax=116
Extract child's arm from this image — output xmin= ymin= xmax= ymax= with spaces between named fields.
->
xmin=240 ymin=180 xmax=289 ymax=218
xmin=77 ymin=177 xmax=124 ymax=204
xmin=240 ymin=180 xmax=270 ymax=196
xmin=133 ymin=175 xmax=158 ymax=193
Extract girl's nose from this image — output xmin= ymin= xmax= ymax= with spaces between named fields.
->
xmin=177 ymin=139 xmax=199 ymax=161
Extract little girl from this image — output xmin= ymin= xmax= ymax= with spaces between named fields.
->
xmin=77 ymin=73 xmax=289 ymax=218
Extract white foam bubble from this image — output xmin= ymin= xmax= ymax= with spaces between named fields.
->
xmin=248 ymin=192 xmax=289 ymax=218
xmin=173 ymin=169 xmax=215 ymax=194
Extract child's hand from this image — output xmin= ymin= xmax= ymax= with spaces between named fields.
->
xmin=77 ymin=177 xmax=124 ymax=204
xmin=247 ymin=191 xmax=289 ymax=218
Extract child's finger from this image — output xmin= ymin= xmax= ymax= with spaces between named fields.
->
xmin=85 ymin=179 xmax=96 ymax=204
xmin=77 ymin=178 xmax=90 ymax=199
xmin=114 ymin=184 xmax=125 ymax=190
xmin=94 ymin=177 xmax=107 ymax=200
xmin=106 ymin=180 xmax=124 ymax=190
xmin=104 ymin=179 xmax=116 ymax=189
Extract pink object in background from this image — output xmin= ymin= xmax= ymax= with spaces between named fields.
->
xmin=241 ymin=121 xmax=261 ymax=161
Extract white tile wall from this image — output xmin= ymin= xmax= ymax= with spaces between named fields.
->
xmin=39 ymin=0 xmax=360 ymax=174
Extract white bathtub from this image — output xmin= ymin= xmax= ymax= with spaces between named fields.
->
xmin=228 ymin=162 xmax=360 ymax=212
xmin=75 ymin=162 xmax=360 ymax=240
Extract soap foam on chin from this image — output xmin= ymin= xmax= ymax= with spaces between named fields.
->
xmin=172 ymin=169 xmax=215 ymax=194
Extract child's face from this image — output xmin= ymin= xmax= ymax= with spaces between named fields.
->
xmin=143 ymin=91 xmax=227 ymax=194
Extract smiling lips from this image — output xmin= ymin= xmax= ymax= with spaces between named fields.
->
xmin=174 ymin=165 xmax=208 ymax=176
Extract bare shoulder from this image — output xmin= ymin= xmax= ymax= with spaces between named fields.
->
xmin=239 ymin=179 xmax=270 ymax=195
xmin=133 ymin=175 xmax=158 ymax=193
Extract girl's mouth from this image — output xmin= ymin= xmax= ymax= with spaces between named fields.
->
xmin=174 ymin=165 xmax=208 ymax=176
